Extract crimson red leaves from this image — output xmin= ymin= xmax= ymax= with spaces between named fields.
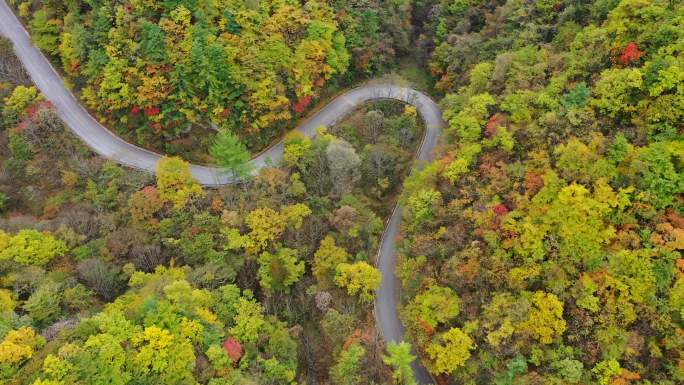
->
xmin=619 ymin=42 xmax=644 ymax=65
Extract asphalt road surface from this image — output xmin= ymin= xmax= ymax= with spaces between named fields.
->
xmin=0 ymin=1 xmax=444 ymax=382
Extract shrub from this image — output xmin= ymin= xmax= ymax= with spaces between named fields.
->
xmin=23 ymin=280 xmax=63 ymax=327
xmin=76 ymin=258 xmax=124 ymax=301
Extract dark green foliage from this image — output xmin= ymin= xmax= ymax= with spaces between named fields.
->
xmin=632 ymin=141 xmax=683 ymax=209
xmin=606 ymin=133 xmax=631 ymax=164
xmin=561 ymin=82 xmax=591 ymax=109
xmin=494 ymin=356 xmax=528 ymax=385
xmin=29 ymin=9 xmax=61 ymax=55
xmin=139 ymin=23 xmax=167 ymax=64
xmin=0 ymin=192 xmax=9 ymax=212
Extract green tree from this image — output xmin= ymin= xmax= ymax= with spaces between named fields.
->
xmin=283 ymin=131 xmax=311 ymax=167
xmin=213 ymin=284 xmax=242 ymax=322
xmin=209 ymin=129 xmax=252 ymax=179
xmin=552 ymin=358 xmax=584 ymax=384
xmin=23 ymin=280 xmax=63 ymax=327
xmin=443 ymin=143 xmax=482 ymax=184
xmin=29 ymin=9 xmax=61 ymax=55
xmin=257 ymin=247 xmax=305 ymax=293
xmin=0 ymin=192 xmax=8 ymax=213
xmin=606 ymin=133 xmax=633 ymax=164
xmin=330 ymin=343 xmax=366 ymax=385
xmin=554 ymin=135 xmax=617 ymax=183
xmin=544 ymin=183 xmax=617 ymax=268
xmin=405 ymin=285 xmax=461 ymax=329
xmin=406 ymin=189 xmax=442 ymax=227
xmin=630 ymin=141 xmax=684 ymax=209
xmin=382 ymin=341 xmax=417 ymax=385
xmin=139 ymin=22 xmax=167 ymax=64
xmin=229 ymin=297 xmax=266 ymax=344
xmin=6 ymin=131 xmax=33 ymax=172
xmin=608 ymin=249 xmax=656 ymax=304
xmin=591 ymin=68 xmax=643 ymax=118
xmin=495 ymin=355 xmax=528 ymax=385
xmin=444 ymin=93 xmax=495 ymax=142
xmin=75 ymin=333 xmax=132 ymax=385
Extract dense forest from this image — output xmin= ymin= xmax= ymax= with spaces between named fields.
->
xmin=397 ymin=0 xmax=683 ymax=384
xmin=8 ymin=0 xmax=416 ymax=160
xmin=1 ymin=30 xmax=423 ymax=382
xmin=1 ymin=1 xmax=683 ymax=385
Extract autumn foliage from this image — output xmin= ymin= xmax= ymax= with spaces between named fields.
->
xmin=222 ymin=337 xmax=243 ymax=366
xmin=294 ymin=95 xmax=313 ymax=115
xmin=618 ymin=42 xmax=644 ymax=65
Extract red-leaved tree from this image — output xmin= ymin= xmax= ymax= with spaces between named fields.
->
xmin=294 ymin=95 xmax=313 ymax=114
xmin=223 ymin=337 xmax=243 ymax=366
xmin=619 ymin=42 xmax=644 ymax=65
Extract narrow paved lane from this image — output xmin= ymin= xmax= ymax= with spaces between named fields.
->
xmin=0 ymin=1 xmax=444 ymax=382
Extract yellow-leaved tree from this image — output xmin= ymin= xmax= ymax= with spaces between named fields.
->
xmin=519 ymin=291 xmax=566 ymax=344
xmin=334 ymin=261 xmax=381 ymax=303
xmin=156 ymin=156 xmax=204 ymax=209
xmin=426 ymin=327 xmax=475 ymax=375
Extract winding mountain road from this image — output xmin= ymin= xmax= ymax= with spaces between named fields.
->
xmin=0 ymin=1 xmax=443 ymax=383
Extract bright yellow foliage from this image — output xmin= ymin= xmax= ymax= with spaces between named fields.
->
xmin=281 ymin=203 xmax=312 ymax=229
xmin=519 ymin=291 xmax=566 ymax=344
xmin=0 ymin=327 xmax=45 ymax=365
xmin=0 ymin=229 xmax=68 ymax=266
xmin=31 ymin=380 xmax=63 ymax=385
xmin=313 ymin=235 xmax=349 ymax=288
xmin=334 ymin=261 xmax=381 ymax=303
xmin=0 ymin=289 xmax=15 ymax=312
xmin=283 ymin=131 xmax=312 ymax=166
xmin=131 ymin=326 xmax=195 ymax=379
xmin=242 ymin=204 xmax=312 ymax=254
xmin=426 ymin=328 xmax=475 ymax=374
xmin=245 ymin=207 xmax=287 ymax=253
xmin=156 ymin=157 xmax=204 ymax=209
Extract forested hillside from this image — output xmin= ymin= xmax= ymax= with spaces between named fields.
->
xmin=1 ymin=33 xmax=423 ymax=382
xmin=0 ymin=1 xmax=683 ymax=385
xmin=397 ymin=0 xmax=683 ymax=384
xmin=10 ymin=0 xmax=414 ymax=159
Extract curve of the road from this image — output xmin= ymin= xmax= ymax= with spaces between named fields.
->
xmin=1 ymin=1 xmax=443 ymax=383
